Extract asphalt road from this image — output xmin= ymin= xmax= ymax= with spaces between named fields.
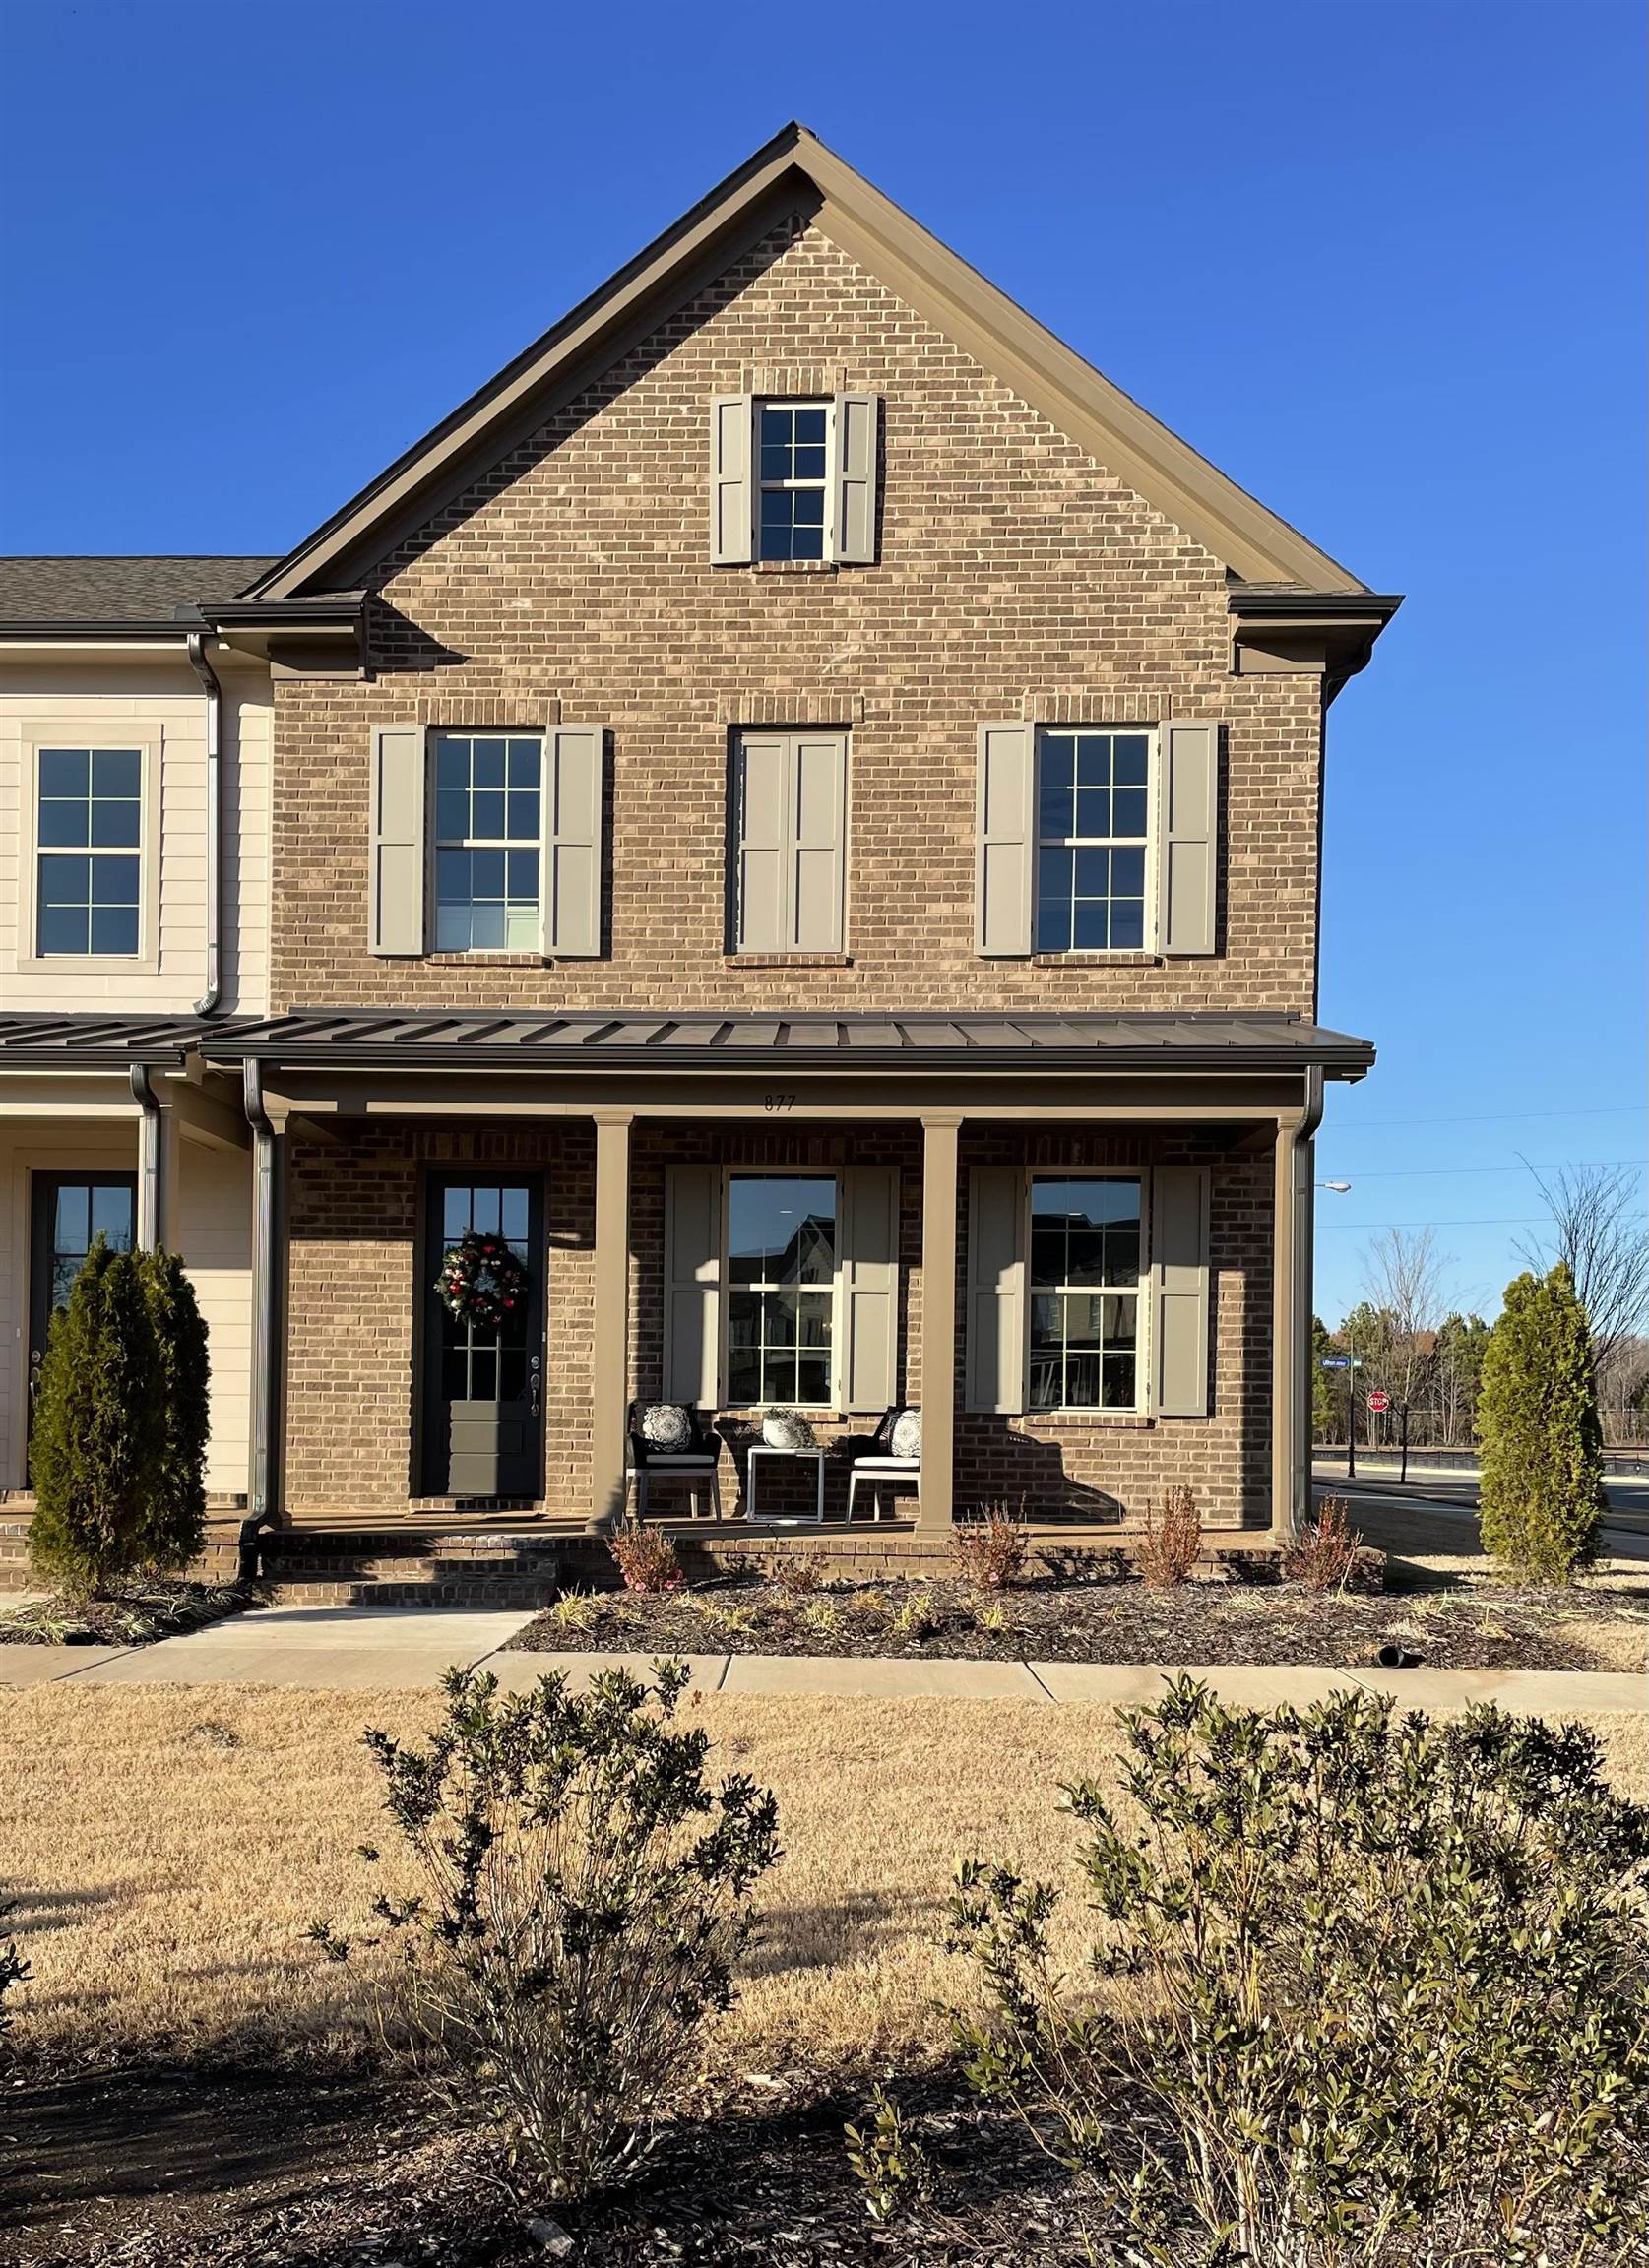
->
xmin=1312 ymin=1468 xmax=1649 ymax=1561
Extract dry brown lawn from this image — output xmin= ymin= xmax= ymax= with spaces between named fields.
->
xmin=2 ymin=1686 xmax=1644 ymax=2079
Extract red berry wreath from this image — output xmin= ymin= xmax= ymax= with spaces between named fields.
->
xmin=435 ymin=1230 xmax=529 ymax=1331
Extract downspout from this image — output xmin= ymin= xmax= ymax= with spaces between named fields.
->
xmin=186 ymin=632 xmax=224 ymax=1017
xmin=129 ymin=1064 xmax=163 ymax=1250
xmin=241 ymin=1057 xmax=281 ymax=1572
xmin=1292 ymin=1065 xmax=1326 ymax=1534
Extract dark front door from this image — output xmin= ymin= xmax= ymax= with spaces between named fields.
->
xmin=422 ymin=1174 xmax=544 ymax=1499
xmin=29 ymin=1173 xmax=138 ymax=1446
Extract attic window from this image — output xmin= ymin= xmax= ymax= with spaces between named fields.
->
xmin=757 ymin=401 xmax=830 ymax=560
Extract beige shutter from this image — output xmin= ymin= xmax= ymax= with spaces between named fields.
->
xmin=369 ymin=724 xmax=425 ymax=956
xmin=1153 ymin=1165 xmax=1211 ymax=1416
xmin=545 ymin=724 xmax=603 ymax=957
xmin=791 ymin=731 xmax=847 ymax=951
xmin=663 ymin=1165 xmax=722 ymax=1406
xmin=976 ymin=723 xmax=1034 ymax=956
xmin=965 ymin=1165 xmax=1026 ymax=1414
xmin=831 ymin=393 xmax=878 ymax=564
xmin=710 ymin=394 xmax=753 ymax=564
xmin=735 ymin=734 xmax=789 ymax=951
xmin=841 ymin=1164 xmax=899 ymax=1413
xmin=1160 ymin=721 xmax=1219 ymax=956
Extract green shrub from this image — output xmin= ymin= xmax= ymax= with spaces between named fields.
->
xmin=0 ymin=1903 xmax=30 ymax=2052
xmin=316 ymin=1661 xmax=780 ymax=2200
xmin=950 ymin=1678 xmax=1649 ymax=2267
xmin=845 ymin=2084 xmax=932 ymax=2223
xmin=1479 ymin=1263 xmax=1607 ymax=1582
xmin=137 ymin=1246 xmax=210 ymax=1575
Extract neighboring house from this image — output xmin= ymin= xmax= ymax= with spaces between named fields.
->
xmin=0 ymin=124 xmax=1397 ymax=1547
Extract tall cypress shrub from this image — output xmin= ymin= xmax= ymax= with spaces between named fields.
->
xmin=1478 ymin=1263 xmax=1606 ymax=1583
xmin=28 ymin=1241 xmax=165 ymax=1597
xmin=137 ymin=1246 xmax=210 ymax=1574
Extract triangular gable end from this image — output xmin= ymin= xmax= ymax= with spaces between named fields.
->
xmin=245 ymin=122 xmax=1368 ymax=602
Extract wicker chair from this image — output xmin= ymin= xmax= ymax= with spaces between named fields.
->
xmin=845 ymin=1406 xmax=920 ymax=1522
xmin=625 ymin=1403 xmax=724 ymax=1519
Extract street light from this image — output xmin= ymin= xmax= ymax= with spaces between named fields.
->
xmin=1319 ymin=1179 xmax=1352 ymax=1192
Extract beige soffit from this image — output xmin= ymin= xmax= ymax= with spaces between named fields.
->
xmin=248 ymin=122 xmax=1367 ymax=601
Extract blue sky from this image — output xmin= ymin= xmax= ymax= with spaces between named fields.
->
xmin=1 ymin=0 xmax=1642 ymax=1326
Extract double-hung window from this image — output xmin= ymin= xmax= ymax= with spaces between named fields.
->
xmin=757 ymin=401 xmax=830 ymax=560
xmin=1035 ymin=729 xmax=1151 ymax=953
xmin=725 ymin=1172 xmax=837 ymax=1407
xmin=1027 ymin=1175 xmax=1144 ymax=1411
xmin=35 ymin=746 xmax=142 ymax=957
xmin=432 ymin=732 xmax=542 ymax=952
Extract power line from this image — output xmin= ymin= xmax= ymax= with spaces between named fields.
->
xmin=1318 ymin=1215 xmax=1548 ymax=1230
xmin=1319 ymin=1159 xmax=1644 ymax=1181
xmin=1325 ymin=1102 xmax=1647 ymax=1131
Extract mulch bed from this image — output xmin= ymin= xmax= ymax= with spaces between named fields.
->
xmin=508 ymin=1569 xmax=1649 ymax=1673
xmin=2 ymin=2061 xmax=1119 ymax=2267
xmin=0 ymin=1579 xmax=255 ymax=1648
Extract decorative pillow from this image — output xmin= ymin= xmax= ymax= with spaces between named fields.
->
xmin=762 ymin=1407 xmax=816 ymax=1450
xmin=638 ymin=1403 xmax=693 ymax=1453
xmin=889 ymin=1407 xmax=921 ymax=1460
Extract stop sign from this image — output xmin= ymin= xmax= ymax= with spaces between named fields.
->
xmin=1367 ymin=1389 xmax=1390 ymax=1414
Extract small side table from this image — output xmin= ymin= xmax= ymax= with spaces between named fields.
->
xmin=744 ymin=1443 xmax=827 ymax=1525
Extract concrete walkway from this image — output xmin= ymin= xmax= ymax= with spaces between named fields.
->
xmin=0 ymin=1605 xmax=1640 ymax=1713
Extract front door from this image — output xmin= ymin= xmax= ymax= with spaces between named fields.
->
xmin=28 ymin=1173 xmax=138 ymax=1448
xmin=421 ymin=1174 xmax=544 ymax=1499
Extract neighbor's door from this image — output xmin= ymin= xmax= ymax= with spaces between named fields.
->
xmin=28 ymin=1173 xmax=139 ymax=1447
xmin=421 ymin=1174 xmax=544 ymax=1498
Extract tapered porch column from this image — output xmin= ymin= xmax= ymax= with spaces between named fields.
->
xmin=1271 ymin=1113 xmax=1298 ymax=1543
xmin=589 ymin=1111 xmax=632 ymax=1534
xmin=919 ymin=1113 xmax=962 ymax=1530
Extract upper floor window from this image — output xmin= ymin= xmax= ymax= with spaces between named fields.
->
xmin=709 ymin=392 xmax=879 ymax=566
xmin=757 ymin=402 xmax=830 ymax=559
xmin=1027 ymin=1174 xmax=1143 ymax=1412
xmin=726 ymin=1171 xmax=837 ymax=1407
xmin=729 ymin=728 xmax=849 ymax=955
xmin=432 ymin=733 xmax=542 ymax=952
xmin=35 ymin=746 xmax=142 ymax=957
xmin=1034 ymin=730 xmax=1151 ymax=953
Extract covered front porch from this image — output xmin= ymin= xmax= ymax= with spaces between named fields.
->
xmin=198 ymin=1011 xmax=1368 ymax=1550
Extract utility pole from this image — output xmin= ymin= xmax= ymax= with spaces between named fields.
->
xmin=1346 ymin=1311 xmax=1357 ymax=1480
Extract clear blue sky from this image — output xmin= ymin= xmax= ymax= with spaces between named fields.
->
xmin=2 ymin=0 xmax=1642 ymax=1326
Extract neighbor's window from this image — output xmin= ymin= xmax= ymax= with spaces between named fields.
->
xmin=433 ymin=733 xmax=542 ymax=951
xmin=726 ymin=1172 xmax=837 ymax=1404
xmin=35 ymin=746 xmax=142 ymax=956
xmin=757 ymin=401 xmax=830 ymax=560
xmin=1035 ymin=729 xmax=1151 ymax=952
xmin=1027 ymin=1176 xmax=1143 ymax=1410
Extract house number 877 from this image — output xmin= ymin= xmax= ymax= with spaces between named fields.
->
xmin=764 ymin=1093 xmax=796 ymax=1112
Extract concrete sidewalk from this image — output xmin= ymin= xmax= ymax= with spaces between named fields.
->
xmin=1 ymin=1606 xmax=1640 ymax=1713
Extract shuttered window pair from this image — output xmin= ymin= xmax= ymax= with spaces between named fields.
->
xmin=976 ymin=721 xmax=1219 ymax=958
xmin=967 ymin=1164 xmax=1212 ymax=1418
xmin=732 ymin=729 xmax=848 ymax=953
xmin=664 ymin=1163 xmax=899 ymax=1414
xmin=369 ymin=724 xmax=603 ymax=958
xmin=711 ymin=395 xmax=879 ymax=565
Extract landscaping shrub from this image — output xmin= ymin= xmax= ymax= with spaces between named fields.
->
xmin=771 ymin=1552 xmax=824 ymax=1596
xmin=606 ymin=1515 xmax=683 ymax=1594
xmin=1479 ymin=1262 xmax=1607 ymax=1583
xmin=845 ymin=2084 xmax=932 ymax=2223
xmin=950 ymin=1678 xmax=1649 ymax=2267
xmin=0 ymin=1902 xmax=29 ymax=2052
xmin=320 ymin=1663 xmax=780 ymax=2200
xmin=951 ymin=1505 xmax=1028 ymax=1590
xmin=1283 ymin=1492 xmax=1363 ymax=1590
xmin=136 ymin=1245 xmax=211 ymax=1574
xmin=1134 ymin=1484 xmax=1200 ymax=1588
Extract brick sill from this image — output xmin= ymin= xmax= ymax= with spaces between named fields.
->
xmin=1031 ymin=952 xmax=1164 ymax=968
xmin=421 ymin=952 xmax=550 ymax=968
xmin=1014 ymin=1413 xmax=1157 ymax=1431
xmin=750 ymin=558 xmax=839 ymax=575
xmin=727 ymin=952 xmax=853 ymax=969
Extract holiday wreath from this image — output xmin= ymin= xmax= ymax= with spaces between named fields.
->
xmin=435 ymin=1230 xmax=529 ymax=1331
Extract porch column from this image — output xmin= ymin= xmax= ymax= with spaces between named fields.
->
xmin=244 ymin=1061 xmax=285 ymax=1527
xmin=1270 ymin=1113 xmax=1298 ymax=1543
xmin=919 ymin=1113 xmax=962 ymax=1530
xmin=589 ymin=1111 xmax=632 ymax=1534
xmin=129 ymin=1066 xmax=164 ymax=1249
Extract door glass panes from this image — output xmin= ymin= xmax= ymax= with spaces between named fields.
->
xmin=438 ymin=1182 xmax=533 ymax=1405
xmin=36 ymin=747 xmax=142 ymax=955
xmin=726 ymin=1173 xmax=836 ymax=1404
xmin=757 ymin=402 xmax=829 ymax=560
xmin=1035 ymin=730 xmax=1150 ymax=952
xmin=433 ymin=734 xmax=542 ymax=951
xmin=1028 ymin=1177 xmax=1142 ymax=1410
xmin=48 ymin=1180 xmax=136 ymax=1308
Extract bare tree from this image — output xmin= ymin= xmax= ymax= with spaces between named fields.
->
xmin=1517 ymin=1162 xmax=1649 ymax=1372
xmin=1355 ymin=1228 xmax=1453 ymax=1479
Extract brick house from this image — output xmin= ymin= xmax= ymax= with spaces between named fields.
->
xmin=0 ymin=125 xmax=1397 ymax=1560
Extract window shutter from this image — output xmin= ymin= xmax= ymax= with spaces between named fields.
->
xmin=369 ymin=724 xmax=425 ymax=956
xmin=735 ymin=734 xmax=789 ymax=951
xmin=841 ymin=1164 xmax=899 ymax=1414
xmin=544 ymin=724 xmax=603 ymax=956
xmin=831 ymin=393 xmax=878 ymax=564
xmin=975 ymin=723 xmax=1034 ymax=956
xmin=965 ymin=1165 xmax=1026 ymax=1414
xmin=791 ymin=731 xmax=847 ymax=951
xmin=1160 ymin=721 xmax=1219 ymax=956
xmin=710 ymin=394 xmax=753 ymax=564
xmin=663 ymin=1165 xmax=721 ymax=1406
xmin=1153 ymin=1165 xmax=1211 ymax=1416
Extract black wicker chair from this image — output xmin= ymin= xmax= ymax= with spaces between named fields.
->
xmin=625 ymin=1402 xmax=723 ymax=1519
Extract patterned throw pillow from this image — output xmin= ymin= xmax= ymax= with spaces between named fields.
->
xmin=890 ymin=1407 xmax=921 ymax=1459
xmin=638 ymin=1404 xmax=693 ymax=1452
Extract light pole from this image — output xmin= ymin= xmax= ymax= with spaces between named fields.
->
xmin=1314 ymin=1181 xmax=1353 ymax=1474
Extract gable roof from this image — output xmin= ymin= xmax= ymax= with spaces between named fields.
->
xmin=248 ymin=123 xmax=1369 ymax=601
xmin=0 ymin=554 xmax=279 ymax=628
